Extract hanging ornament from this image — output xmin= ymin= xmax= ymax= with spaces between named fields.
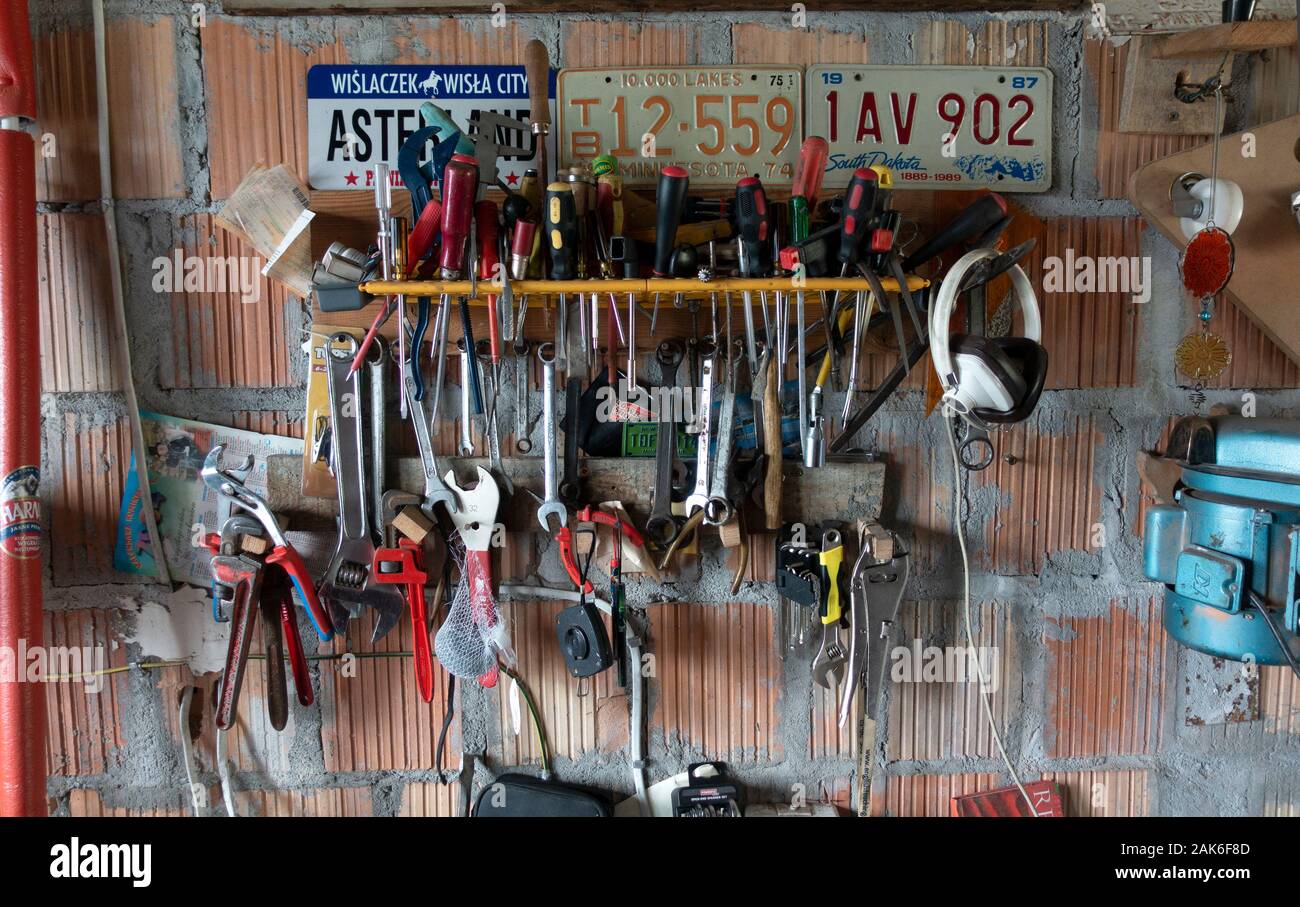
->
xmin=1175 ymin=332 xmax=1232 ymax=381
xmin=1174 ymin=86 xmax=1234 ymax=387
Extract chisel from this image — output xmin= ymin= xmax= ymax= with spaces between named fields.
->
xmin=524 ymin=40 xmax=552 ymax=191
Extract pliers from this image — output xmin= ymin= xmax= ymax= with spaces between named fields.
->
xmin=206 ymin=517 xmax=313 ymax=732
xmin=558 ymin=507 xmax=647 ymax=594
xmin=202 ymin=446 xmax=333 ymax=641
xmin=837 ymin=522 xmax=909 ymax=728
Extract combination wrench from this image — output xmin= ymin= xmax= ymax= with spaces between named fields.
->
xmin=704 ymin=344 xmax=741 ymax=526
xmin=536 ymin=343 xmax=567 ymax=533
xmin=514 ymin=342 xmax=534 ymax=454
xmin=683 ymin=355 xmax=716 ymax=516
xmin=403 ymin=368 xmax=458 ymax=517
xmin=645 ymin=340 xmax=683 ymax=547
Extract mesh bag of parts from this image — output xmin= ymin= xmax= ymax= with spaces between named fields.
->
xmin=434 ymin=540 xmax=515 ymax=685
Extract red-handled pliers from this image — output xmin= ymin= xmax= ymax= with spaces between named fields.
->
xmin=559 ymin=507 xmax=648 ymax=594
xmin=202 ymin=446 xmax=334 ymax=641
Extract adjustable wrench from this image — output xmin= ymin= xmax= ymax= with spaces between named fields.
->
xmin=536 ymin=343 xmax=567 ymax=533
xmin=683 ymin=356 xmax=715 ymax=516
xmin=645 ymin=340 xmax=683 ymax=547
xmin=319 ymin=333 xmax=403 ymax=642
xmin=812 ymin=528 xmax=848 ymax=690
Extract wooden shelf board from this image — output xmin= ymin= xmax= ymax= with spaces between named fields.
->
xmin=1151 ymin=20 xmax=1297 ymax=58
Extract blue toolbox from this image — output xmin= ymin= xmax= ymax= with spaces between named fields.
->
xmin=1143 ymin=416 xmax=1300 ymax=666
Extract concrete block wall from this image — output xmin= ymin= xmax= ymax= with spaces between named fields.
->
xmin=30 ymin=0 xmax=1300 ymax=816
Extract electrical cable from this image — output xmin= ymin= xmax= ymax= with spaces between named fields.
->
xmin=178 ymin=687 xmax=204 ymax=817
xmin=93 ymin=0 xmax=170 ymax=585
xmin=945 ymin=413 xmax=1038 ymax=816
xmin=499 ymin=663 xmax=550 ymax=775
xmin=435 ymin=675 xmax=456 ymax=778
xmin=1249 ymin=591 xmax=1300 ymax=682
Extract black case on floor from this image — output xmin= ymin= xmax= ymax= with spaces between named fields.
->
xmin=472 ymin=774 xmax=611 ymax=817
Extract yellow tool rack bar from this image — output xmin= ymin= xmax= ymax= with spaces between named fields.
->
xmin=358 ymin=275 xmax=930 ymax=301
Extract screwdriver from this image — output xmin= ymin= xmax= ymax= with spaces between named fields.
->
xmin=734 ymin=175 xmax=772 ymax=379
xmin=510 ymin=218 xmax=538 ymax=348
xmin=348 ymin=163 xmax=397 ymax=377
xmin=429 ymin=152 xmax=479 ymax=428
xmin=546 ymin=181 xmax=579 ymax=375
xmin=790 ymin=136 xmax=828 ymax=458
xmin=651 ymin=165 xmax=689 ymax=333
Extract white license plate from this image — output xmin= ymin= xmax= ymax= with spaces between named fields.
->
xmin=557 ymin=66 xmax=803 ymax=187
xmin=806 ymin=65 xmax=1053 ymax=192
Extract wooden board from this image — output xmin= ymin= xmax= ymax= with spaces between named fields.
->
xmin=265 ymin=454 xmax=885 ymax=531
xmin=1151 ymin=20 xmax=1298 ymax=58
xmin=227 ymin=0 xmax=1083 ymax=12
xmin=1119 ymin=37 xmax=1227 ymax=135
xmin=1128 ymin=114 xmax=1300 ymax=366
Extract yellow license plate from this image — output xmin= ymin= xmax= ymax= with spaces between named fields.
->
xmin=557 ymin=66 xmax=803 ymax=187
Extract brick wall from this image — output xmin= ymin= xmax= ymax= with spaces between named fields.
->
xmin=32 ymin=1 xmax=1300 ymax=817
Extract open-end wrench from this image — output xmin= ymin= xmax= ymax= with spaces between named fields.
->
xmin=536 ymin=343 xmax=567 ymax=533
xmin=645 ymin=340 xmax=683 ymax=547
xmin=403 ymin=369 xmax=458 ymax=517
xmin=444 ymin=466 xmax=507 ymax=688
xmin=704 ymin=344 xmax=741 ymax=526
xmin=683 ymin=356 xmax=716 ymax=516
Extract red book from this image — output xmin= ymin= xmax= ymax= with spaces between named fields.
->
xmin=951 ymin=781 xmax=1064 ymax=817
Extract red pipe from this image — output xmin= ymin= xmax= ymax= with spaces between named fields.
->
xmin=0 ymin=0 xmax=46 ymax=816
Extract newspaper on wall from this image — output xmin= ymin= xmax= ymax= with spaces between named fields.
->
xmin=113 ymin=412 xmax=303 ymax=587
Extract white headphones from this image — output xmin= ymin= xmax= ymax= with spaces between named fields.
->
xmin=930 ymin=248 xmax=1046 ymax=424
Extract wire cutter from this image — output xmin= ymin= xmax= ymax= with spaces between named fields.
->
xmin=202 ymin=445 xmax=334 ymax=641
xmin=837 ymin=522 xmax=909 ymax=728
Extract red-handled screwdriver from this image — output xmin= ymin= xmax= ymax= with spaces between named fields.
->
xmin=431 ymin=153 xmax=480 ymax=427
